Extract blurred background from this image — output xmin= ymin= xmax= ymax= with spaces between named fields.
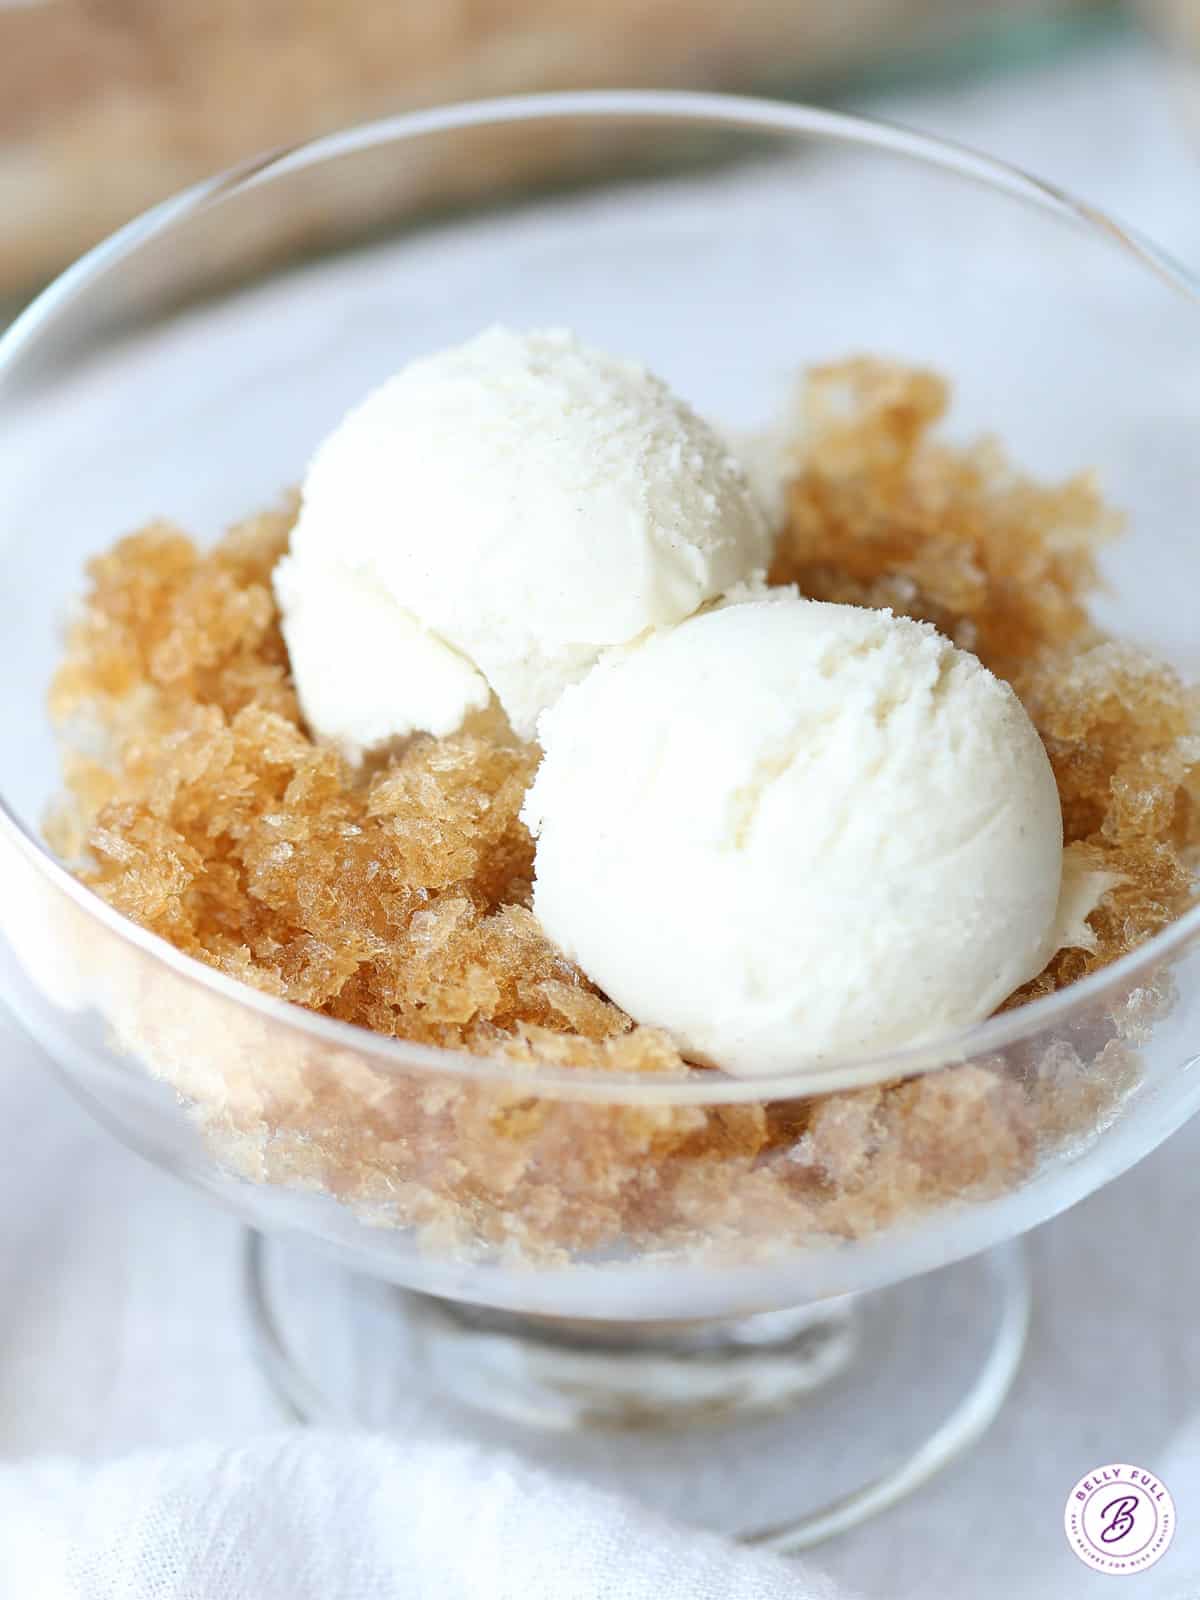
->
xmin=0 ymin=0 xmax=1194 ymax=312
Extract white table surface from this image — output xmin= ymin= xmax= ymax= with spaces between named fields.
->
xmin=2 ymin=32 xmax=1199 ymax=1600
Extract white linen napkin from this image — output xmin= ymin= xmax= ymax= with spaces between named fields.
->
xmin=0 ymin=1431 xmax=847 ymax=1600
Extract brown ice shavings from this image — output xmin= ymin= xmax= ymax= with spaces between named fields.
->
xmin=44 ymin=359 xmax=1199 ymax=1265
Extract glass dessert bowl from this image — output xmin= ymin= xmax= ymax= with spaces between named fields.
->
xmin=1 ymin=93 xmax=1198 ymax=1548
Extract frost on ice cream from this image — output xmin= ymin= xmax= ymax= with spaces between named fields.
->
xmin=274 ymin=326 xmax=772 ymax=754
xmin=523 ymin=593 xmax=1100 ymax=1078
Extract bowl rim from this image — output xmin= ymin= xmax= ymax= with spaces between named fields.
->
xmin=2 ymin=86 xmax=1198 ymax=1106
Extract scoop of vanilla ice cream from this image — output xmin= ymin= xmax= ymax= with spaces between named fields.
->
xmin=274 ymin=327 xmax=772 ymax=752
xmin=522 ymin=594 xmax=1071 ymax=1077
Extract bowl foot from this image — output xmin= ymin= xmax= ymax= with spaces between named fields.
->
xmin=245 ymin=1231 xmax=1029 ymax=1550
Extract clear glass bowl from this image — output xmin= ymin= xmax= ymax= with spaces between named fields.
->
xmin=1 ymin=91 xmax=1197 ymax=1545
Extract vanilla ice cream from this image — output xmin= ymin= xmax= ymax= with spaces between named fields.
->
xmin=523 ymin=593 xmax=1081 ymax=1077
xmin=274 ymin=327 xmax=772 ymax=753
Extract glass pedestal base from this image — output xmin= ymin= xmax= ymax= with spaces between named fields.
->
xmin=246 ymin=1232 xmax=1030 ymax=1551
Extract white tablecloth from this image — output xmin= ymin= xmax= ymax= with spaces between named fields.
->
xmin=2 ymin=33 xmax=1199 ymax=1600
